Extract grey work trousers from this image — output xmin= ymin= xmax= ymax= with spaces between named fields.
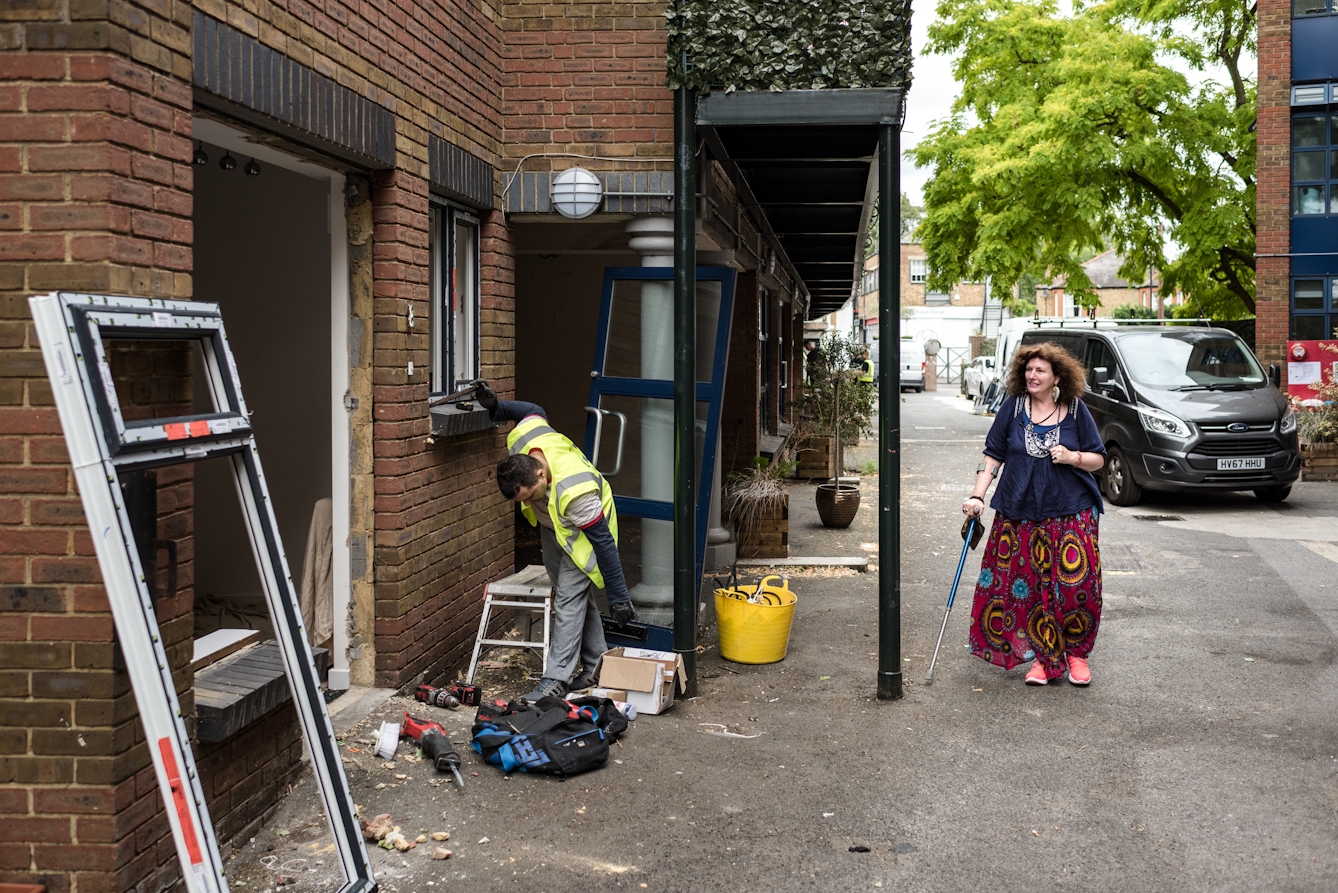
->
xmin=539 ymin=525 xmax=608 ymax=683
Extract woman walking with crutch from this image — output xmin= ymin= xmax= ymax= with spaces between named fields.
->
xmin=961 ymin=342 xmax=1106 ymax=685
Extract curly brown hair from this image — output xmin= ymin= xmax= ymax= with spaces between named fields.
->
xmin=1005 ymin=342 xmax=1088 ymax=404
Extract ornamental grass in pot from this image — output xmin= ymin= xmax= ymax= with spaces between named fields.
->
xmin=724 ymin=455 xmax=796 ymax=559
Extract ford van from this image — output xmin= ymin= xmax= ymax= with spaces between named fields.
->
xmin=1018 ymin=325 xmax=1300 ymax=505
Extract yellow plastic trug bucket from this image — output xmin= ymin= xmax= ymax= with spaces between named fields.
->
xmin=714 ymin=575 xmax=797 ymax=664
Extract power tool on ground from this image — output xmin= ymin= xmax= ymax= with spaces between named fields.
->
xmin=401 ymin=712 xmax=464 ymax=788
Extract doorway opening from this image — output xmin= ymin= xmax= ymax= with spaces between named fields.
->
xmin=190 ymin=118 xmax=352 ymax=687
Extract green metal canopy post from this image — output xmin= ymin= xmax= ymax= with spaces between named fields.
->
xmin=673 ymin=81 xmax=698 ymax=696
xmin=877 ymin=121 xmax=903 ymax=700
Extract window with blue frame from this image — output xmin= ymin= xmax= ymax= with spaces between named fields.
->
xmin=1292 ymin=278 xmax=1337 ymax=339
xmin=1294 ymin=0 xmax=1332 ymax=14
xmin=1293 ymin=113 xmax=1336 ymax=215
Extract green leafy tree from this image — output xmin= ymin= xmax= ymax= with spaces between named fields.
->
xmin=911 ymin=0 xmax=1256 ymax=318
xmin=1111 ymin=303 xmax=1157 ymax=319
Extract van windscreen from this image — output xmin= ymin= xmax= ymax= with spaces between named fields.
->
xmin=1116 ymin=332 xmax=1265 ymax=390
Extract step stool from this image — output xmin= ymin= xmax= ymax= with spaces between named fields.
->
xmin=465 ymin=565 xmax=553 ymax=685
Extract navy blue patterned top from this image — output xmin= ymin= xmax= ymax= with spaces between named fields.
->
xmin=983 ymin=396 xmax=1106 ymax=522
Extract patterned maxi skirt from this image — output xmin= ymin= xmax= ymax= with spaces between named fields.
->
xmin=968 ymin=507 xmax=1102 ymax=681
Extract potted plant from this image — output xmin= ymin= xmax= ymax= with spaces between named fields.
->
xmin=797 ymin=333 xmax=877 ymax=527
xmin=723 ymin=454 xmax=796 ymax=559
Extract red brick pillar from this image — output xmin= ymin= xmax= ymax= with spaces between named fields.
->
xmin=1256 ymin=0 xmax=1292 ymax=379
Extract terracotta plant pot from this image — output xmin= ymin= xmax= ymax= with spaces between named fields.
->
xmin=815 ymin=482 xmax=860 ymax=528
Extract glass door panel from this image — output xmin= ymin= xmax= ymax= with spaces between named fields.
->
xmin=602 ymin=279 xmax=724 ymax=382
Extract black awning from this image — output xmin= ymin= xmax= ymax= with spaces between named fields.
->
xmin=696 ymin=89 xmax=901 ymax=319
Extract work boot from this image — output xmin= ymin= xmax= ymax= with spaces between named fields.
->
xmin=520 ymin=677 xmax=567 ymax=702
xmin=609 ymin=601 xmax=636 ymax=628
xmin=568 ymin=669 xmax=598 ymax=692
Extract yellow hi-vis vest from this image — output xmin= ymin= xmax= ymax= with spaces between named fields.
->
xmin=507 ymin=415 xmax=619 ymax=588
xmin=859 ymin=359 xmax=875 ymax=383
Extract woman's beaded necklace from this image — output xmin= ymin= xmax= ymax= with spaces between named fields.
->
xmin=1024 ymin=396 xmax=1061 ymax=458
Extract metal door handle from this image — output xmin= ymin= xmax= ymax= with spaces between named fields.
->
xmin=583 ymin=406 xmax=626 ymax=477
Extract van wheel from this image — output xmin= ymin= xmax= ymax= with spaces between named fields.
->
xmin=1253 ymin=485 xmax=1291 ymax=503
xmin=1104 ymin=445 xmax=1142 ymax=506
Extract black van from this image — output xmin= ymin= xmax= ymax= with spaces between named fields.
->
xmin=1018 ymin=325 xmax=1300 ymax=506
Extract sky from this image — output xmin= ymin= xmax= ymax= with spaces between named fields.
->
xmin=900 ymin=6 xmax=960 ymax=206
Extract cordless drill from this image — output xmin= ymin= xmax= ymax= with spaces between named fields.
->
xmin=401 ymin=713 xmax=464 ymax=787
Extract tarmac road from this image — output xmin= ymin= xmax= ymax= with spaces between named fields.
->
xmin=228 ymin=390 xmax=1338 ymax=893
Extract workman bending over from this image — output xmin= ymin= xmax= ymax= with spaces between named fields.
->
xmin=475 ymin=382 xmax=635 ymax=702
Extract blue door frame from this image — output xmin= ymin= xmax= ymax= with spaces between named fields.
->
xmin=584 ymin=266 xmax=737 ymax=629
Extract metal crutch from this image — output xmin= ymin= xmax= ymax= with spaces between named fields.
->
xmin=925 ymin=515 xmax=983 ymax=683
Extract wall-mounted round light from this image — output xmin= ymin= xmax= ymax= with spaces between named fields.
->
xmin=550 ymin=167 xmax=603 ymax=219
xmin=219 ymin=152 xmax=236 ymax=171
xmin=193 ymin=142 xmax=208 ymax=166
xmin=244 ymin=158 xmax=260 ymax=177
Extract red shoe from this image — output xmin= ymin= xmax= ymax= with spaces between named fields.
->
xmin=1025 ymin=661 xmax=1048 ymax=685
xmin=1067 ymin=656 xmax=1091 ymax=686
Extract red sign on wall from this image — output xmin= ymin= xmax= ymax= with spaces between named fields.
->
xmin=1287 ymin=340 xmax=1338 ymax=404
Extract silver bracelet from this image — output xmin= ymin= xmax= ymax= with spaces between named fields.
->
xmin=976 ymin=462 xmax=998 ymax=478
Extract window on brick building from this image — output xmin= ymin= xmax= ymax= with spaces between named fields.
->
xmin=1294 ymin=0 xmax=1331 ymax=15
xmin=430 ymin=203 xmax=481 ymax=392
xmin=909 ymin=258 xmax=928 ymax=283
xmin=1292 ymin=278 xmax=1337 ymax=339
xmin=1292 ymin=113 xmax=1335 ymax=215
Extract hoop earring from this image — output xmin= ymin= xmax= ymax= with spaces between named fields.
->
xmin=1051 ymin=385 xmax=1060 ymax=402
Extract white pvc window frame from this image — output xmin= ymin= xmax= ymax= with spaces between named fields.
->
xmin=29 ymin=292 xmax=373 ymax=893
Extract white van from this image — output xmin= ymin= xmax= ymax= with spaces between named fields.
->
xmin=899 ymin=339 xmax=925 ymax=392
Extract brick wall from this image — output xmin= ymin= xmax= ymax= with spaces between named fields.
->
xmin=0 ymin=2 xmax=196 ymax=891
xmin=196 ymin=703 xmax=304 ymax=847
xmin=891 ymin=244 xmax=987 ymax=307
xmin=500 ymin=0 xmax=672 ymax=171
xmin=368 ymin=169 xmax=513 ymax=688
xmin=720 ymin=272 xmax=760 ymax=477
xmin=1256 ymin=0 xmax=1291 ymax=372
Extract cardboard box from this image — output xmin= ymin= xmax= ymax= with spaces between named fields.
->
xmin=589 ymin=687 xmax=627 ymax=701
xmin=597 ymin=647 xmax=686 ymax=716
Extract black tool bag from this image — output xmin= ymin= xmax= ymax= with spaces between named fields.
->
xmin=563 ymin=694 xmax=630 ymax=741
xmin=470 ymin=696 xmax=609 ymax=776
